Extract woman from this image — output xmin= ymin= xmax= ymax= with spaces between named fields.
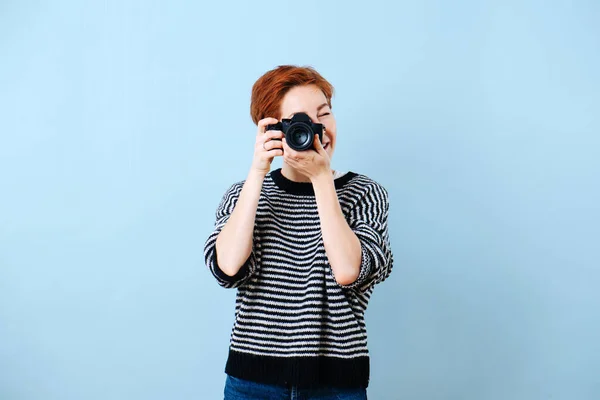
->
xmin=204 ymin=65 xmax=394 ymax=399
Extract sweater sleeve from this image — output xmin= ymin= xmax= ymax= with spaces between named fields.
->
xmin=203 ymin=181 xmax=257 ymax=288
xmin=340 ymin=181 xmax=394 ymax=292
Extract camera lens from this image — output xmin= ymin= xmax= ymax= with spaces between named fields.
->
xmin=286 ymin=124 xmax=313 ymax=151
xmin=292 ymin=130 xmax=309 ymax=145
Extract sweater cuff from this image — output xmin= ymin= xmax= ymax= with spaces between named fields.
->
xmin=337 ymin=243 xmax=374 ymax=290
xmin=211 ymin=250 xmax=253 ymax=285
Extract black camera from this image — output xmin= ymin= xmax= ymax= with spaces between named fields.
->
xmin=266 ymin=112 xmax=324 ymax=151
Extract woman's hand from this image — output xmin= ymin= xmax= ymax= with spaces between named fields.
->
xmin=251 ymin=117 xmax=284 ymax=175
xmin=282 ymin=135 xmax=331 ymax=182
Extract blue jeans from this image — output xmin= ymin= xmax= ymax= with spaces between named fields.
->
xmin=224 ymin=375 xmax=368 ymax=400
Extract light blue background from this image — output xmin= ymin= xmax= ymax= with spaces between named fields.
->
xmin=1 ymin=0 xmax=599 ymax=399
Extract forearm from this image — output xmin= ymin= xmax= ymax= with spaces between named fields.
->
xmin=312 ymin=173 xmax=362 ymax=286
xmin=215 ymin=170 xmax=265 ymax=276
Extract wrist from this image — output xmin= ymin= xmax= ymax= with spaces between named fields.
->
xmin=247 ymin=168 xmax=268 ymax=182
xmin=310 ymin=169 xmax=332 ymax=184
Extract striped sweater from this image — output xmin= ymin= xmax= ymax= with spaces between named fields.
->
xmin=204 ymin=168 xmax=393 ymax=389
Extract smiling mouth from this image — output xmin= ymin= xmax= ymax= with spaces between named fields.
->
xmin=323 ymin=143 xmax=330 ymax=150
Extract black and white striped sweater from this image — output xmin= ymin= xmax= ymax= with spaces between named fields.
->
xmin=204 ymin=168 xmax=393 ymax=389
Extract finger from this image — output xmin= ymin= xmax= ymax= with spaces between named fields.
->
xmin=262 ymin=138 xmax=283 ymax=151
xmin=266 ymin=149 xmax=284 ymax=158
xmin=257 ymin=117 xmax=280 ymax=134
xmin=256 ymin=133 xmax=282 ymax=147
xmin=256 ymin=130 xmax=283 ymax=147
xmin=265 ymin=130 xmax=284 ymax=140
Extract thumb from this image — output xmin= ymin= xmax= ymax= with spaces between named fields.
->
xmin=313 ymin=134 xmax=325 ymax=153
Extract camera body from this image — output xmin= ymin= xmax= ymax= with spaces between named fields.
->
xmin=266 ymin=112 xmax=324 ymax=151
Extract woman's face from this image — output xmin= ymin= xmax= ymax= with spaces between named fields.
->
xmin=279 ymin=85 xmax=337 ymax=159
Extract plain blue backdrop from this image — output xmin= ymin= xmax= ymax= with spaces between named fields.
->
xmin=1 ymin=0 xmax=599 ymax=399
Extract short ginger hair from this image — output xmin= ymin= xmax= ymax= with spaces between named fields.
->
xmin=250 ymin=65 xmax=334 ymax=125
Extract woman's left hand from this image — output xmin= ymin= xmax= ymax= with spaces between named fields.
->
xmin=282 ymin=135 xmax=331 ymax=182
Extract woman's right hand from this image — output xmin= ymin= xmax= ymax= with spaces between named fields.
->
xmin=251 ymin=117 xmax=284 ymax=175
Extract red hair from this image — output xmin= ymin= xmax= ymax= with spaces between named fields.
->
xmin=250 ymin=65 xmax=334 ymax=125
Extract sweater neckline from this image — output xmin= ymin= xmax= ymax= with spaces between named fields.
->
xmin=269 ymin=168 xmax=357 ymax=196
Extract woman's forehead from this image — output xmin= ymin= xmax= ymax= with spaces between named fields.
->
xmin=281 ymin=86 xmax=328 ymax=112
